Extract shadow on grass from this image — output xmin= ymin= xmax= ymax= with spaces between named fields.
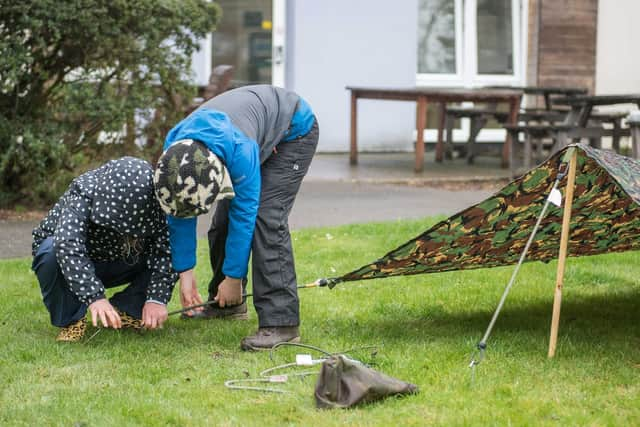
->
xmin=315 ymin=286 xmax=640 ymax=349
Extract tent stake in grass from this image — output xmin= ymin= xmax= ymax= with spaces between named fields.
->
xmin=548 ymin=148 xmax=578 ymax=358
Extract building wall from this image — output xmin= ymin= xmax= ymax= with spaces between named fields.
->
xmin=531 ymin=0 xmax=598 ymax=93
xmin=286 ymin=0 xmax=418 ymax=152
xmin=595 ymin=0 xmax=640 ymax=94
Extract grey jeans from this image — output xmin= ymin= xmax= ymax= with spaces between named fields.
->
xmin=208 ymin=119 xmax=319 ymax=327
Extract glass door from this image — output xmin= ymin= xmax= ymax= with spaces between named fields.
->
xmin=212 ymin=0 xmax=285 ymax=86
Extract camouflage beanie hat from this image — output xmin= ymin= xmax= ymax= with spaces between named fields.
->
xmin=154 ymin=139 xmax=235 ymax=217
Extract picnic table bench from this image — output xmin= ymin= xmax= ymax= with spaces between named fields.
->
xmin=552 ymin=94 xmax=640 ymax=127
xmin=443 ymin=107 xmax=570 ymax=163
xmin=347 ymin=86 xmax=522 ymax=172
xmin=441 ymin=86 xmax=586 ymax=164
xmin=628 ymin=111 xmax=640 ymax=158
xmin=506 ymin=94 xmax=640 ymax=175
xmin=490 ymin=86 xmax=587 ymax=110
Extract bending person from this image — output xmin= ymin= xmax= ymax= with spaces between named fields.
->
xmin=32 ymin=157 xmax=177 ymax=341
xmin=154 ymin=84 xmax=318 ymax=351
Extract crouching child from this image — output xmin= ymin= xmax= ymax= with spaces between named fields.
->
xmin=31 ymin=157 xmax=177 ymax=341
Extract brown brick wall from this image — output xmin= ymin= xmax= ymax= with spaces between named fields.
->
xmin=528 ymin=0 xmax=598 ymax=94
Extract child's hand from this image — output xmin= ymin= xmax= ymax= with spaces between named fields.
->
xmin=88 ymin=299 xmax=122 ymax=329
xmin=142 ymin=302 xmax=168 ymax=329
xmin=179 ymin=269 xmax=203 ymax=315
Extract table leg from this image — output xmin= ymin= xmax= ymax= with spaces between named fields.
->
xmin=507 ymin=128 xmax=519 ymax=178
xmin=564 ymin=106 xmax=581 ymax=126
xmin=573 ymin=104 xmax=594 ymax=144
xmin=350 ymin=91 xmax=358 ymax=165
xmin=502 ymin=96 xmax=521 ymax=168
xmin=634 ymin=104 xmax=640 ymax=159
xmin=415 ymin=96 xmax=427 ymax=172
xmin=555 ymin=130 xmax=568 ymax=151
xmin=445 ymin=113 xmax=455 ymax=160
xmin=631 ymin=125 xmax=640 ymax=159
xmin=435 ymin=102 xmax=446 ymax=162
xmin=578 ymin=104 xmax=593 ymax=128
xmin=467 ymin=115 xmax=487 ymax=165
xmin=524 ymin=131 xmax=532 ymax=170
xmin=612 ymin=119 xmax=621 ymax=153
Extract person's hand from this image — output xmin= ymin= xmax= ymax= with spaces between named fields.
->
xmin=88 ymin=298 xmax=122 ymax=329
xmin=179 ymin=269 xmax=204 ymax=316
xmin=142 ymin=302 xmax=168 ymax=330
xmin=214 ymin=276 xmax=243 ymax=307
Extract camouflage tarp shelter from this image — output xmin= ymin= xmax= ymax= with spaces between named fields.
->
xmin=328 ymin=144 xmax=640 ymax=356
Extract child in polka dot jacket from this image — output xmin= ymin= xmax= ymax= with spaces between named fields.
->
xmin=32 ymin=157 xmax=178 ymax=341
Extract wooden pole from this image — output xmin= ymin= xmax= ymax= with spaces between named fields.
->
xmin=548 ymin=149 xmax=578 ymax=358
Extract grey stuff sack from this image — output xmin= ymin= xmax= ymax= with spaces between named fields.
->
xmin=314 ymin=355 xmax=418 ymax=409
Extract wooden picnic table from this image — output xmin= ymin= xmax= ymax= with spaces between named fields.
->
xmin=441 ymin=86 xmax=586 ymax=165
xmin=346 ymin=86 xmax=523 ymax=172
xmin=489 ymin=85 xmax=587 ymax=110
xmin=505 ymin=94 xmax=640 ymax=174
xmin=552 ymin=94 xmax=640 ymax=127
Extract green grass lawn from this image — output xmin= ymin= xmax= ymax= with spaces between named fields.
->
xmin=1 ymin=217 xmax=639 ymax=426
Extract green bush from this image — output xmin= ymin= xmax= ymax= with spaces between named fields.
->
xmin=0 ymin=0 xmax=220 ymax=207
xmin=0 ymin=124 xmax=74 ymax=207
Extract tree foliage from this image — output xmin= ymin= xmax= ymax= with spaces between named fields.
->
xmin=0 ymin=0 xmax=219 ymax=207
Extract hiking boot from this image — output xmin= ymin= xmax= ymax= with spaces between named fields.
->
xmin=115 ymin=309 xmax=144 ymax=331
xmin=56 ymin=318 xmax=87 ymax=342
xmin=180 ymin=301 xmax=248 ymax=320
xmin=240 ymin=326 xmax=300 ymax=351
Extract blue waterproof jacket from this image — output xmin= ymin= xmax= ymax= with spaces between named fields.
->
xmin=163 ymin=110 xmax=260 ymax=278
xmin=163 ymin=94 xmax=314 ymax=278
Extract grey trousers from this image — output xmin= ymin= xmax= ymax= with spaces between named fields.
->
xmin=208 ymin=120 xmax=319 ymax=327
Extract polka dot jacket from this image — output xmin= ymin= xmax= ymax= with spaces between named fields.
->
xmin=32 ymin=157 xmax=178 ymax=305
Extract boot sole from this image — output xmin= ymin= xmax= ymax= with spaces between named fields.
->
xmin=240 ymin=336 xmax=301 ymax=352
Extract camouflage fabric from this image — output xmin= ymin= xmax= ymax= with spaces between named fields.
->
xmin=154 ymin=139 xmax=235 ymax=217
xmin=336 ymin=144 xmax=640 ymax=284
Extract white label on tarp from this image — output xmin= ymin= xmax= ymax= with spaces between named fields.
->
xmin=548 ymin=188 xmax=562 ymax=207
xmin=296 ymin=354 xmax=313 ymax=366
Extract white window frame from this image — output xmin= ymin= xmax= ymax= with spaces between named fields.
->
xmin=467 ymin=0 xmax=523 ymax=87
xmin=416 ymin=0 xmax=465 ymax=87
xmin=417 ymin=0 xmax=528 ymax=143
xmin=272 ymin=0 xmax=286 ymax=87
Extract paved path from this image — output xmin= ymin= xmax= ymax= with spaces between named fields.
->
xmin=0 ymin=220 xmax=40 ymax=260
xmin=2 ymin=181 xmax=491 ymax=260
xmin=2 ymin=152 xmax=500 ymax=259
xmin=290 ymin=181 xmax=489 ymax=229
